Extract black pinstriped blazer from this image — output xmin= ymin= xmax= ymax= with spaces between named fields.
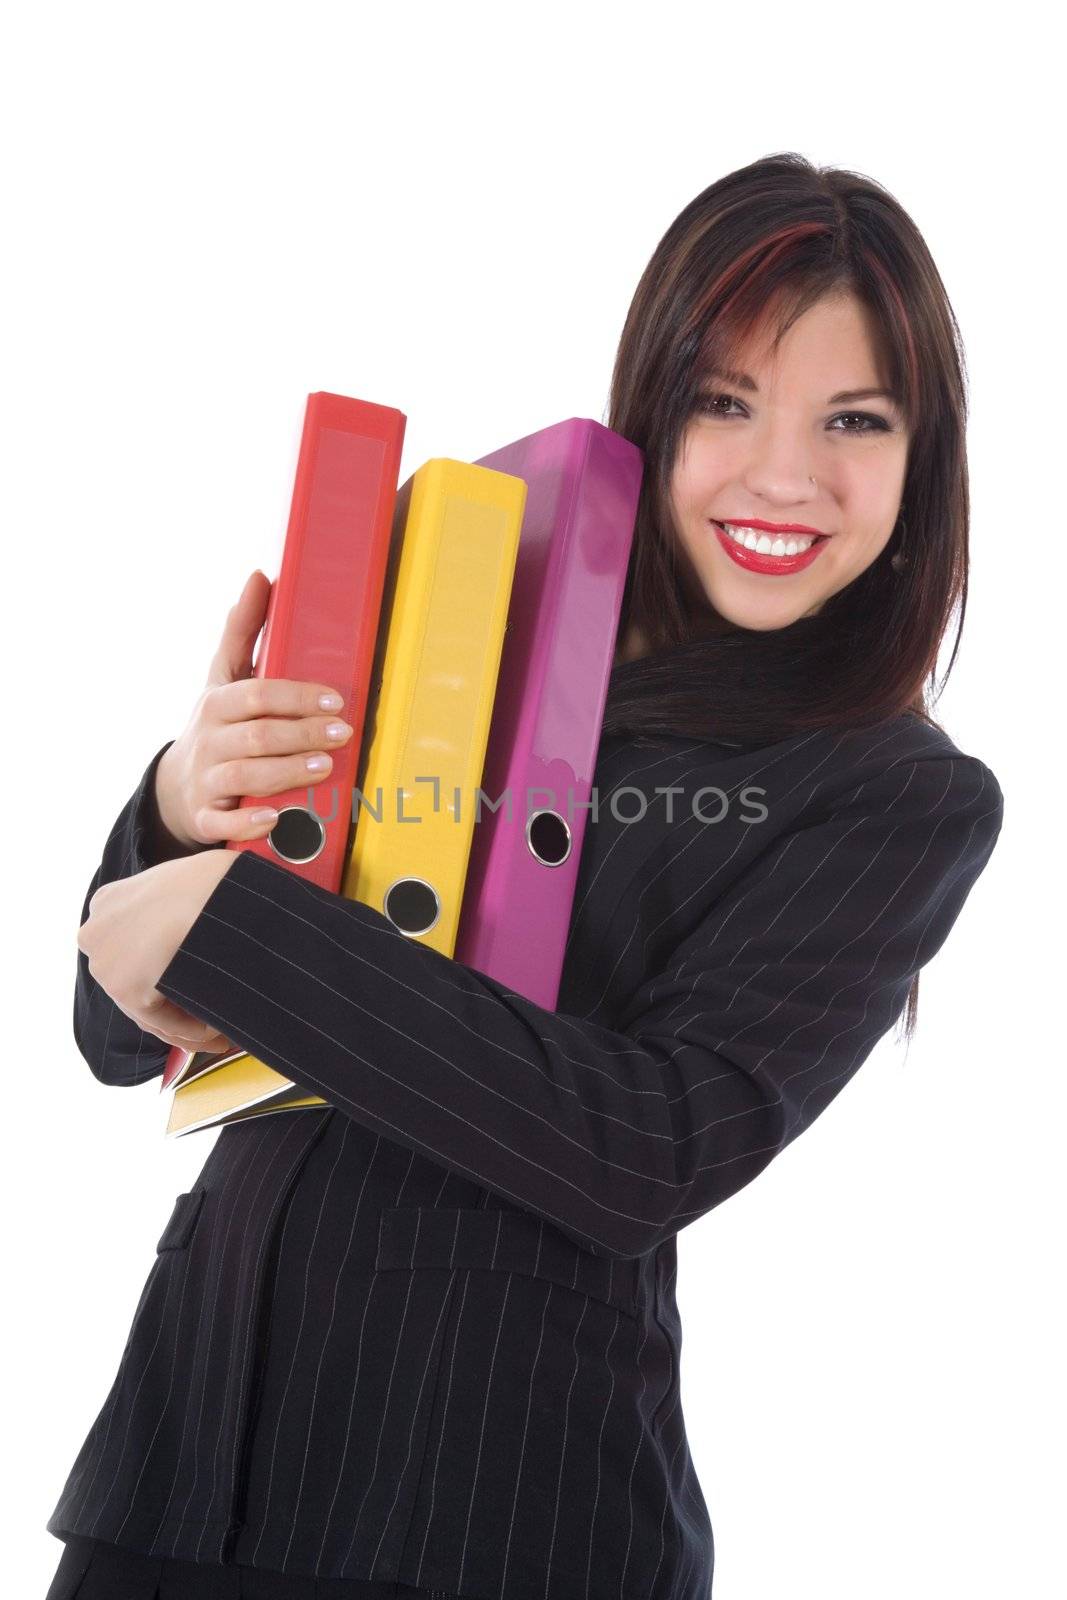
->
xmin=47 ymin=712 xmax=1004 ymax=1599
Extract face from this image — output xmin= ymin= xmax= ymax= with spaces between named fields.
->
xmin=667 ymin=290 xmax=910 ymax=633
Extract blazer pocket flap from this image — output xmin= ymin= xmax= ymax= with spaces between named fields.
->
xmin=156 ymin=1187 xmax=207 ymax=1252
xmin=376 ymin=1205 xmax=639 ymax=1320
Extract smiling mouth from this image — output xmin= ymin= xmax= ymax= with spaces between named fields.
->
xmin=712 ymin=521 xmax=830 ymax=555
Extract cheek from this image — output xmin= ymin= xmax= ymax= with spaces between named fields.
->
xmin=672 ymin=508 xmax=712 ymax=575
xmin=668 ymin=463 xmax=715 ymax=552
xmin=846 ymin=509 xmax=900 ymax=563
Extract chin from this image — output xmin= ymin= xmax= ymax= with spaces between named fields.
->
xmin=705 ymin=589 xmax=825 ymax=632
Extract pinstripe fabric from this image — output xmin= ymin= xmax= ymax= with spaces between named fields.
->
xmin=47 ymin=716 xmax=1004 ymax=1599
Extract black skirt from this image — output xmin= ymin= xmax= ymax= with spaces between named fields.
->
xmin=45 ymin=1533 xmax=467 ymax=1599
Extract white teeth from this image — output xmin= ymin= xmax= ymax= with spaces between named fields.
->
xmin=719 ymin=523 xmax=816 ymax=557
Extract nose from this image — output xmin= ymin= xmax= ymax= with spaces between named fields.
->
xmin=740 ymin=433 xmax=822 ymax=510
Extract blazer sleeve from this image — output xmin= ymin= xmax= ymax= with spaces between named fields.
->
xmin=74 ymin=738 xmax=217 ymax=1087
xmin=155 ymin=751 xmax=1005 ymax=1257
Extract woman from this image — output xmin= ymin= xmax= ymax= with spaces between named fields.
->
xmin=45 ymin=152 xmax=1004 ymax=1599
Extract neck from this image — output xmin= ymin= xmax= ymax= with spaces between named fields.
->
xmin=614 ymin=622 xmax=650 ymax=667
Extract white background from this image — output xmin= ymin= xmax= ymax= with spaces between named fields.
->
xmin=5 ymin=4 xmax=1060 ymax=1597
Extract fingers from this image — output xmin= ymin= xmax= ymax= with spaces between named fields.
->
xmin=232 ymin=710 xmax=354 ymax=764
xmin=168 ymin=657 xmax=356 ymax=851
xmin=162 ymin=1029 xmax=234 ymax=1055
xmin=118 ymin=994 xmax=236 ymax=1054
xmin=185 ymin=799 xmax=288 ymax=845
xmin=208 ymin=676 xmax=349 ymax=725
xmin=195 ymin=702 xmax=354 ymax=826
xmin=188 ymin=748 xmax=351 ymax=842
xmin=206 ymin=570 xmax=273 ymax=689
xmin=194 ymin=1031 xmax=239 ymax=1056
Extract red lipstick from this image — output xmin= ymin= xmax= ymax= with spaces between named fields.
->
xmin=712 ymin=520 xmax=829 ymax=575
xmin=719 ymin=518 xmax=826 ymax=535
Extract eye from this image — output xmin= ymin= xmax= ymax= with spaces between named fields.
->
xmin=829 ymin=411 xmax=892 ymax=435
xmin=695 ymin=392 xmax=742 ymax=419
xmin=695 ymin=392 xmax=893 ymax=435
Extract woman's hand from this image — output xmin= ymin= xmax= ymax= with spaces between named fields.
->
xmin=154 ymin=568 xmax=355 ymax=850
xmin=77 ymin=851 xmax=240 ymax=1054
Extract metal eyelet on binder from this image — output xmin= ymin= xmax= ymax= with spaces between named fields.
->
xmin=383 ymin=876 xmax=441 ymax=937
xmin=266 ymin=806 xmax=328 ymax=864
xmin=526 ymin=808 xmax=572 ymax=867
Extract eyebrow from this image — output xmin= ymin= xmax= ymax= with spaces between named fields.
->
xmin=704 ymin=368 xmax=900 ymax=406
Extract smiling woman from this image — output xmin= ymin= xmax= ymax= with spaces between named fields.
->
xmin=600 ymin=153 xmax=981 ymax=1055
xmin=45 ymin=150 xmax=1003 ymax=1600
xmin=671 ymin=291 xmax=911 ymax=621
xmin=601 ymin=152 xmax=970 ymax=755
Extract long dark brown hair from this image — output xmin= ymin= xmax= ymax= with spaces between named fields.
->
xmin=600 ymin=152 xmax=976 ymax=1042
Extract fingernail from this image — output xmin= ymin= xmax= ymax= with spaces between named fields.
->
xmin=319 ymin=693 xmax=343 ymax=711
xmin=306 ymin=755 xmax=330 ymax=771
xmin=325 ymin=722 xmax=351 ymax=741
xmin=250 ymin=808 xmax=277 ymax=824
